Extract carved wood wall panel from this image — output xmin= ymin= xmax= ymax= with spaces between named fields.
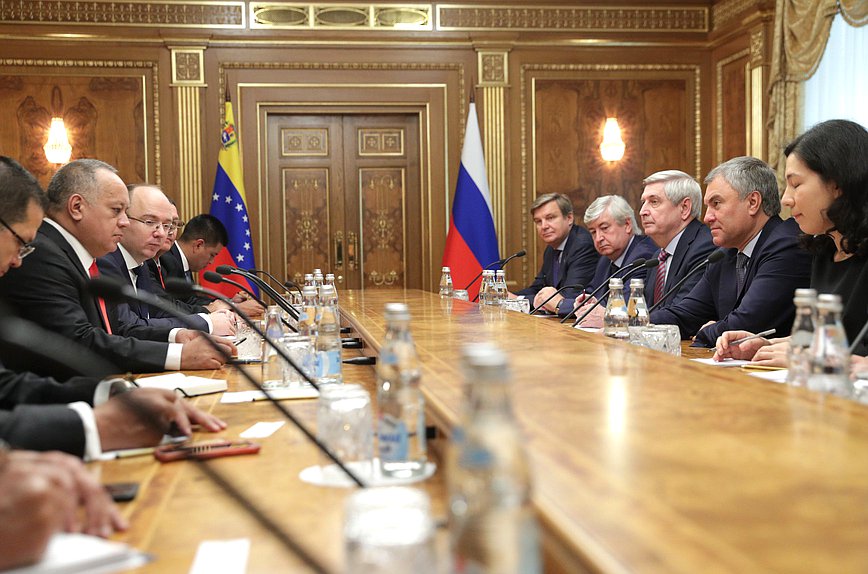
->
xmin=720 ymin=55 xmax=749 ymax=163
xmin=360 ymin=168 xmax=405 ymax=288
xmin=282 ymin=167 xmax=331 ymax=286
xmin=0 ymin=73 xmax=148 ymax=189
xmin=534 ymin=78 xmax=690 ymax=224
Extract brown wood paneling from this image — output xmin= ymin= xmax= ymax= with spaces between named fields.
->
xmin=535 ymin=78 xmax=690 ymax=224
xmin=0 ymin=73 xmax=147 ymax=189
xmin=721 ymin=55 xmax=749 ymax=161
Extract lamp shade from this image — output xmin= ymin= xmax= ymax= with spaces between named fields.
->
xmin=43 ymin=117 xmax=72 ymax=164
xmin=600 ymin=118 xmax=625 ymax=162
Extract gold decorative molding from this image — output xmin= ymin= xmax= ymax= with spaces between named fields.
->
xmin=749 ymin=27 xmax=766 ymax=67
xmin=281 ymin=128 xmax=329 ymax=156
xmin=478 ymin=51 xmax=507 ymax=86
xmin=0 ymin=1 xmax=245 ymax=28
xmin=712 ymin=0 xmax=759 ymax=30
xmin=715 ymin=48 xmax=751 ymax=164
xmin=359 ymin=128 xmax=405 ymax=156
xmin=438 ymin=5 xmax=709 ymax=33
xmin=171 ymin=47 xmax=206 ymax=86
xmin=0 ymin=58 xmax=160 ymax=185
xmin=520 ymin=63 xmax=701 ymax=282
xmin=250 ymin=3 xmax=432 ymax=30
xmin=176 ymin=86 xmax=203 ymax=219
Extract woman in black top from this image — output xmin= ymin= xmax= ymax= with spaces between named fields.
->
xmin=715 ymin=119 xmax=868 ymax=368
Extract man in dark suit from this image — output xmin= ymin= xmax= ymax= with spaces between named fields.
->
xmin=512 ymin=193 xmax=598 ymax=313
xmin=0 ymin=158 xmax=231 ymax=376
xmin=98 ymin=184 xmax=235 ymax=334
xmin=566 ymin=195 xmax=658 ymax=324
xmin=0 ymin=157 xmax=225 ymax=458
xmin=650 ymin=156 xmax=812 ymax=345
xmin=638 ymin=170 xmax=716 ymax=310
xmin=159 ymin=214 xmax=264 ymax=317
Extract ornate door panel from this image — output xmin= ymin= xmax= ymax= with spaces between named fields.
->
xmin=266 ymin=113 xmax=420 ymax=290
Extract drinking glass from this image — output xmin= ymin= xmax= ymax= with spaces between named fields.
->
xmin=452 ymin=289 xmax=469 ymax=301
xmin=317 ymin=384 xmax=374 ymax=481
xmin=344 ymin=487 xmax=437 ymax=574
xmin=280 ymin=333 xmax=314 ymax=387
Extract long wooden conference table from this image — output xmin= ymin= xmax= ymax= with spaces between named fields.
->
xmin=102 ymin=289 xmax=868 ymax=573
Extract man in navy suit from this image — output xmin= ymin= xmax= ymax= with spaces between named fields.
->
xmin=97 ymin=184 xmax=235 ymax=334
xmin=650 ymin=156 xmax=812 ymax=346
xmin=566 ymin=195 xmax=657 ymax=324
xmin=513 ymin=193 xmax=598 ymax=313
xmin=639 ymin=170 xmax=716 ymax=311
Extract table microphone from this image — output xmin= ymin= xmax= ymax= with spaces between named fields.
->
xmin=560 ymin=258 xmax=650 ymax=324
xmin=462 ymin=249 xmax=527 ymax=292
xmin=648 ymin=249 xmax=726 ymax=312
xmin=216 ymin=265 xmax=299 ymax=320
xmin=251 ymin=268 xmax=303 ymax=297
xmin=529 ymin=283 xmax=584 ymax=315
xmin=90 ymin=276 xmax=367 ymax=488
xmin=570 ymin=258 xmax=660 ymax=327
xmin=203 ymin=271 xmax=268 ymax=308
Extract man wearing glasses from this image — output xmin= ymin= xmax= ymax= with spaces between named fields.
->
xmin=0 ymin=158 xmax=233 ymax=376
xmin=97 ymin=184 xmax=236 ymax=335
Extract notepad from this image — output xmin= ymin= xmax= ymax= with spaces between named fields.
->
xmin=690 ymin=358 xmax=752 ymax=367
xmin=220 ymin=387 xmax=319 ymax=403
xmin=6 ymin=532 xmax=149 ymax=573
xmin=134 ymin=373 xmax=228 ymax=397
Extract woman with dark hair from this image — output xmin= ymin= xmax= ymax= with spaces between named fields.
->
xmin=714 ymin=119 xmax=868 ymax=370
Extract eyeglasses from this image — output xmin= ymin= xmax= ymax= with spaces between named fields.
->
xmin=170 ymin=220 xmax=185 ymax=233
xmin=0 ymin=215 xmax=36 ymax=260
xmin=128 ymin=215 xmax=173 ymax=233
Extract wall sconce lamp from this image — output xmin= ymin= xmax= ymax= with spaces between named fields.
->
xmin=600 ymin=117 xmax=625 ymax=162
xmin=43 ymin=86 xmax=72 ymax=165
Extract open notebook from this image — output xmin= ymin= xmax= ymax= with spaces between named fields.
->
xmin=6 ymin=532 xmax=149 ymax=573
xmin=133 ymin=373 xmax=227 ymax=397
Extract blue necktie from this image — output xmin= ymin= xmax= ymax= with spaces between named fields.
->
xmin=551 ymin=250 xmax=562 ymax=286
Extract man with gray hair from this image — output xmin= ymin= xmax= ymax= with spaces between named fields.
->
xmin=650 ymin=156 xmax=811 ymax=346
xmin=639 ymin=170 xmax=715 ymax=310
xmin=566 ymin=194 xmax=657 ymax=323
xmin=513 ymin=192 xmax=598 ymax=313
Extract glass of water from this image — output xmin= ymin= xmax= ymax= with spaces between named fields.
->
xmin=452 ymin=289 xmax=469 ymax=301
xmin=280 ymin=333 xmax=314 ymax=387
xmin=344 ymin=487 xmax=437 ymax=574
xmin=317 ymin=384 xmax=374 ymax=481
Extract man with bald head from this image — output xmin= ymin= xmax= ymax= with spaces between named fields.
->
xmin=98 ymin=184 xmax=235 ymax=334
xmin=0 ymin=159 xmax=232 ymax=376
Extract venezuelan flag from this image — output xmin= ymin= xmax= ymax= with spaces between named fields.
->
xmin=442 ymin=102 xmax=500 ymax=300
xmin=200 ymin=98 xmax=258 ymax=297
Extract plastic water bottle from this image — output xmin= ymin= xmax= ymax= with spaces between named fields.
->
xmin=786 ymin=288 xmax=817 ymax=387
xmin=314 ymin=285 xmax=342 ymax=385
xmin=808 ymin=293 xmax=851 ymax=398
xmin=449 ymin=343 xmax=541 ymax=574
xmin=298 ymin=285 xmax=319 ymax=340
xmin=261 ymin=305 xmax=286 ymax=389
xmin=377 ymin=303 xmax=427 ymax=479
xmin=480 ymin=270 xmax=495 ymax=305
xmin=439 ymin=266 xmax=454 ymax=298
xmin=603 ymin=277 xmax=630 ymax=340
xmin=627 ymin=278 xmax=650 ymax=327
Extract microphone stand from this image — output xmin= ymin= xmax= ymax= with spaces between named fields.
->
xmin=560 ymin=258 xmax=648 ymax=324
xmin=529 ymin=283 xmax=584 ymax=315
xmin=203 ymin=271 xmax=269 ymax=309
xmin=91 ymin=277 xmax=367 ymax=488
xmin=467 ymin=250 xmax=527 ymax=303
xmin=570 ymin=260 xmax=658 ymax=328
xmin=218 ymin=266 xmax=300 ymax=321
xmin=252 ymin=268 xmax=303 ymax=297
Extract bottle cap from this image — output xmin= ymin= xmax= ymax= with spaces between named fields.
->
xmin=302 ymin=285 xmax=318 ymax=297
xmin=629 ymin=278 xmax=644 ymax=289
xmin=384 ymin=302 xmax=411 ymax=321
xmin=442 ymin=266 xmax=451 ymax=272
xmin=608 ymin=277 xmax=623 ymax=289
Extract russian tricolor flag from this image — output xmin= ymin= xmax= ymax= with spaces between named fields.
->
xmin=442 ymin=102 xmax=500 ymax=300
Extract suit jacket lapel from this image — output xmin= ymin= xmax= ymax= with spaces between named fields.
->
xmin=665 ymin=219 xmax=698 ymax=291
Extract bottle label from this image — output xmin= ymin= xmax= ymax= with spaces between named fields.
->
xmin=378 ymin=414 xmax=409 ymax=461
xmin=316 ymin=350 xmax=342 ymax=377
xmin=380 ymin=348 xmax=398 ymax=366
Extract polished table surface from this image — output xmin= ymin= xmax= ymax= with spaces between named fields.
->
xmin=102 ymin=289 xmax=868 ymax=573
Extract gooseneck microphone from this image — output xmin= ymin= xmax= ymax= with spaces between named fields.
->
xmin=569 ymin=258 xmax=660 ymax=327
xmin=203 ymin=271 xmax=268 ymax=308
xmin=529 ymin=283 xmax=584 ymax=315
xmin=251 ymin=268 xmax=303 ymax=297
xmin=648 ymin=249 xmax=726 ymax=312
xmin=89 ymin=276 xmax=367 ymax=489
xmin=216 ymin=265 xmax=299 ymax=320
xmin=560 ymin=258 xmax=650 ymax=324
xmin=461 ymin=249 xmax=527 ymax=292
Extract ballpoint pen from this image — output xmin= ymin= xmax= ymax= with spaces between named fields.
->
xmin=730 ymin=328 xmax=776 ymax=346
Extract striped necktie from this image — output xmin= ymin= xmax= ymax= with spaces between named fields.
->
xmin=653 ymin=249 xmax=670 ymax=305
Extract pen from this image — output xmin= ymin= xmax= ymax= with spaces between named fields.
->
xmin=235 ymin=337 xmax=247 ymax=346
xmin=730 ymin=328 xmax=776 ymax=346
xmin=110 ymin=446 xmax=156 ymax=459
xmin=740 ymin=364 xmax=786 ymax=371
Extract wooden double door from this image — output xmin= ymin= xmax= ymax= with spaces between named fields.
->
xmin=264 ymin=113 xmax=421 ymax=290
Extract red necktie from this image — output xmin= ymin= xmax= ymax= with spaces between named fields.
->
xmin=155 ymin=261 xmax=166 ymax=289
xmin=88 ymin=260 xmax=113 ymax=334
xmin=653 ymin=249 xmax=670 ymax=305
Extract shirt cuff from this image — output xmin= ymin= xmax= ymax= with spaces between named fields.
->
xmin=199 ymin=313 xmax=214 ymax=333
xmin=67 ymin=402 xmax=102 ymax=461
xmin=164 ymin=343 xmax=183 ymax=370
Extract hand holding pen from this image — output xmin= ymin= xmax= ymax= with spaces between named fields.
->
xmin=713 ymin=328 xmax=777 ymax=362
